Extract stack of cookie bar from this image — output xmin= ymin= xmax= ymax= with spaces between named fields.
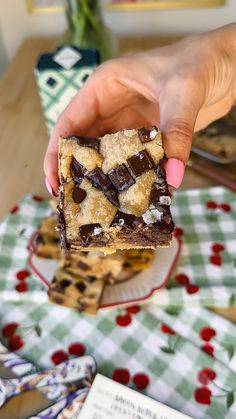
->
xmin=35 ymin=213 xmax=154 ymax=314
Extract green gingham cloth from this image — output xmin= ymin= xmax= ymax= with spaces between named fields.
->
xmin=0 ymin=186 xmax=236 ymax=418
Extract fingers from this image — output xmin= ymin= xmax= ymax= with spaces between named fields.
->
xmin=44 ymin=78 xmax=99 ymax=195
xmin=159 ymin=79 xmax=203 ymax=188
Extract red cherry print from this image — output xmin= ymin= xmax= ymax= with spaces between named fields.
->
xmin=206 ymin=201 xmax=218 ymax=210
xmin=160 ymin=324 xmax=176 ymax=335
xmin=175 ymin=273 xmax=190 ymax=286
xmin=68 ymin=343 xmax=85 ymax=357
xmin=15 ymin=282 xmax=28 ymax=292
xmin=126 ymin=306 xmax=141 ymax=314
xmin=10 ymin=205 xmax=19 ymax=214
xmin=132 ymin=373 xmax=150 ymax=390
xmin=16 ymin=270 xmax=31 ymax=281
xmin=174 ymin=227 xmax=184 ymax=238
xmin=211 ymin=243 xmax=225 ymax=253
xmin=199 ymin=326 xmax=216 ymax=342
xmin=210 ymin=254 xmax=222 ymax=266
xmin=51 ymin=350 xmax=69 ymax=365
xmin=2 ymin=322 xmax=19 ymax=338
xmin=194 ymin=387 xmax=212 ymax=405
xmin=8 ymin=335 xmax=24 ymax=351
xmin=201 ymin=344 xmax=214 ymax=357
xmin=116 ymin=313 xmax=132 ymax=327
xmin=198 ymin=368 xmax=217 ymax=385
xmin=32 ymin=195 xmax=44 ymax=202
xmin=112 ymin=368 xmax=130 ymax=385
xmin=219 ymin=203 xmax=231 ymax=213
xmin=186 ymin=284 xmax=199 ymax=294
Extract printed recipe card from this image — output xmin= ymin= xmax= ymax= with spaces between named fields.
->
xmin=79 ymin=374 xmax=193 ymax=419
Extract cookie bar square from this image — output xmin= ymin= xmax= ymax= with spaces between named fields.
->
xmin=193 ymin=118 xmax=236 ymax=158
xmin=58 ymin=127 xmax=174 ymax=251
xmin=48 ymin=269 xmax=105 ymax=315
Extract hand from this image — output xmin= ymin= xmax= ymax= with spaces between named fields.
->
xmin=44 ymin=24 xmax=236 ymax=195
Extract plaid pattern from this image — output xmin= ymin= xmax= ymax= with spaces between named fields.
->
xmin=1 ymin=302 xmax=236 ymax=418
xmin=0 ymin=187 xmax=236 ymax=418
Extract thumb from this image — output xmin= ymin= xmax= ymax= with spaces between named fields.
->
xmin=160 ymin=89 xmax=201 ymax=188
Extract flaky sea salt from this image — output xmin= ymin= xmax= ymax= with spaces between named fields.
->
xmin=150 ymin=129 xmax=158 ymax=140
xmin=93 ymin=227 xmax=103 ymax=236
xmin=142 ymin=207 xmax=162 ymax=225
xmin=159 ymin=196 xmax=171 ymax=206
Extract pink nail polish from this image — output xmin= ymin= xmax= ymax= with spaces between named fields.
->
xmin=166 ymin=158 xmax=185 ymax=188
xmin=45 ymin=177 xmax=56 ymax=197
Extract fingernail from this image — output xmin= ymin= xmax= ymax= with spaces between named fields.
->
xmin=166 ymin=158 xmax=185 ymax=188
xmin=45 ymin=177 xmax=56 ymax=197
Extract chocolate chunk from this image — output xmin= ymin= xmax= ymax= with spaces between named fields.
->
xmin=73 ymin=136 xmax=100 ymax=151
xmin=104 ymin=189 xmax=119 ymax=207
xmin=87 ymin=168 xmax=112 ymax=191
xmin=110 ymin=210 xmax=142 ymax=229
xmin=77 ymin=261 xmax=90 ymax=271
xmin=55 ymin=278 xmax=71 ymax=293
xmin=57 ymin=208 xmax=69 ymax=249
xmin=123 ymin=262 xmax=132 ymax=268
xmin=138 ymin=127 xmax=158 ymax=143
xmin=87 ymin=168 xmax=120 ymax=207
xmin=70 ymin=157 xmax=87 ymax=185
xmin=87 ymin=276 xmax=96 ymax=283
xmin=108 ymin=164 xmax=135 ymax=192
xmin=60 ymin=279 xmax=71 ymax=289
xmin=127 ymin=150 xmax=154 ymax=177
xmin=76 ymin=281 xmax=86 ymax=292
xmin=79 ymin=223 xmax=103 ymax=246
xmin=35 ymin=235 xmax=45 ymax=246
xmin=156 ymin=157 xmax=167 ymax=183
xmin=162 ymin=207 xmax=172 ymax=224
xmin=150 ymin=183 xmax=171 ymax=206
xmin=50 ymin=294 xmax=64 ymax=305
xmin=72 ymin=186 xmax=87 ymax=203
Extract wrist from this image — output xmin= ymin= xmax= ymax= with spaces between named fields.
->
xmin=216 ymin=24 xmax=236 ymax=104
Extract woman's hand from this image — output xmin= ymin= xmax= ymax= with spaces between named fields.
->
xmin=44 ymin=24 xmax=236 ymax=195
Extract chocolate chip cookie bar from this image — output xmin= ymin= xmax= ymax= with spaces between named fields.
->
xmin=48 ymin=269 xmax=105 ymax=315
xmin=48 ymin=249 xmax=155 ymax=314
xmin=58 ymin=127 xmax=174 ymax=251
xmin=193 ymin=118 xmax=236 ymax=158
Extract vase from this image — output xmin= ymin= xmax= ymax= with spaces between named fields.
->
xmin=61 ymin=0 xmax=118 ymax=62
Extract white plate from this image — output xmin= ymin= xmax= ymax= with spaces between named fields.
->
xmin=29 ymin=235 xmax=181 ymax=310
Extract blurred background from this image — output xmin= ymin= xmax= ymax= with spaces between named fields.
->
xmin=0 ymin=0 xmax=235 ymax=215
xmin=0 ymin=0 xmax=236 ymax=75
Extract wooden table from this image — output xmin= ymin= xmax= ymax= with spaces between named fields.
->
xmin=0 ymin=36 xmax=235 ymax=418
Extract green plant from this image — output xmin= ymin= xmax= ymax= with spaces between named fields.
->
xmin=62 ymin=0 xmax=117 ymax=61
